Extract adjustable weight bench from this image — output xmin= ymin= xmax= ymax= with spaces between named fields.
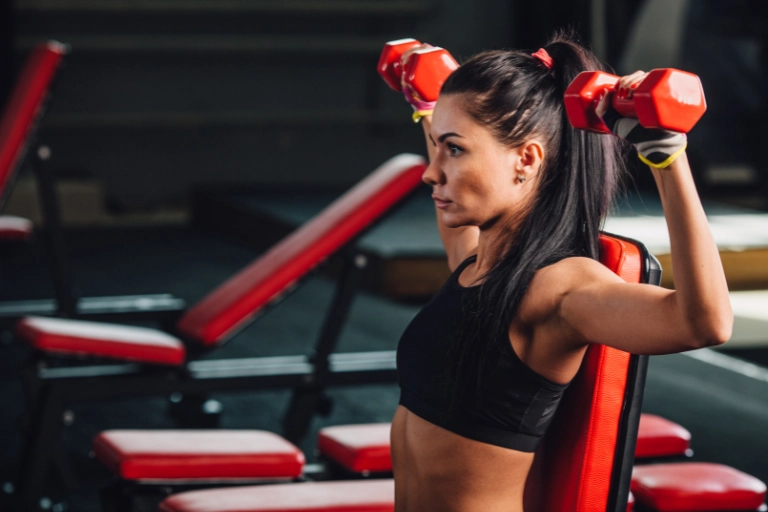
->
xmin=12 ymin=153 xmax=427 ymax=510
xmin=144 ymin=233 xmax=659 ymax=512
xmin=0 ymin=40 xmax=185 ymax=325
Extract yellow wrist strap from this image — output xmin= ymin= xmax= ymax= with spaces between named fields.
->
xmin=638 ymin=141 xmax=687 ymax=169
xmin=412 ymin=110 xmax=434 ymax=123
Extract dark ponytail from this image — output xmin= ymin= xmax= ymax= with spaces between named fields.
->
xmin=440 ymin=29 xmax=627 ymax=407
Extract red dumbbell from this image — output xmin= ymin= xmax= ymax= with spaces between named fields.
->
xmin=377 ymin=39 xmax=459 ymax=102
xmin=564 ymin=69 xmax=707 ymax=134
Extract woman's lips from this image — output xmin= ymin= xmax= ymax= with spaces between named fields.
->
xmin=432 ymin=195 xmax=452 ymax=209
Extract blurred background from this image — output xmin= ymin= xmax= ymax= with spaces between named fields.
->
xmin=0 ymin=0 xmax=763 ymax=216
xmin=1 ymin=1 xmax=767 ymax=511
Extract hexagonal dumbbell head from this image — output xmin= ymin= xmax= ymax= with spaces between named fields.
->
xmin=563 ymin=71 xmax=619 ymax=134
xmin=377 ymin=38 xmax=423 ymax=92
xmin=403 ymin=47 xmax=459 ymax=103
xmin=633 ymin=68 xmax=706 ymax=133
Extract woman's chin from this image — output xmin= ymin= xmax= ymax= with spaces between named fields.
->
xmin=440 ymin=213 xmax=473 ymax=229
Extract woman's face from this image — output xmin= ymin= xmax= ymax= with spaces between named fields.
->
xmin=423 ymin=94 xmax=542 ymax=230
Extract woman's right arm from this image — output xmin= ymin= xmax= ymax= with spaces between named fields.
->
xmin=420 ymin=115 xmax=479 ymax=271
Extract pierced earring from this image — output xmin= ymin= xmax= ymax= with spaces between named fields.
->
xmin=518 ymin=175 xmax=526 ymax=183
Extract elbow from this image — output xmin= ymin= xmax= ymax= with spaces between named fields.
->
xmin=688 ymin=314 xmax=733 ymax=349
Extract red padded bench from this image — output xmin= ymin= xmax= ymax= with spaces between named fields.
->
xmin=315 ymin=413 xmax=691 ymax=475
xmin=16 ymin=154 xmax=425 ymax=365
xmin=634 ymin=414 xmax=692 ymax=460
xmin=317 ymin=424 xmax=392 ymax=475
xmin=94 ymin=430 xmax=305 ymax=482
xmin=0 ymin=215 xmax=33 ymax=242
xmin=632 ymin=463 xmax=767 ymax=511
xmin=153 ymin=233 xmax=661 ymax=512
xmin=160 ymin=480 xmax=396 ymax=512
xmin=18 ymin=316 xmax=187 ymax=365
xmin=0 ymin=42 xmax=65 ymax=198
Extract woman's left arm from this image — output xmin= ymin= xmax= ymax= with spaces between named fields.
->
xmin=554 ymin=152 xmax=732 ymax=355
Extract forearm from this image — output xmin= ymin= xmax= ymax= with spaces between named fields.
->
xmin=651 ymin=153 xmax=732 ymax=343
xmin=420 ymin=116 xmax=436 ymax=163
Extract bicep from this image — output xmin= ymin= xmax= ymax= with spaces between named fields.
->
xmin=559 ymin=267 xmax=701 ymax=355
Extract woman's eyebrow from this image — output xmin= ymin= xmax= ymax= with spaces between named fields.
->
xmin=437 ymin=132 xmax=462 ymax=143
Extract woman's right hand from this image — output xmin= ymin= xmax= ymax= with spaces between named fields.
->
xmin=400 ymin=44 xmax=438 ymax=118
xmin=597 ymin=70 xmax=688 ymax=169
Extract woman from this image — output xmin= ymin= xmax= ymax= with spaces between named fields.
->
xmin=391 ymin=31 xmax=732 ymax=511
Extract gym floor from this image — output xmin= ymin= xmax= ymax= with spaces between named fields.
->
xmin=1 ymin=224 xmax=767 ymax=511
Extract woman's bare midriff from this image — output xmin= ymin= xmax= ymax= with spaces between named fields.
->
xmin=391 ymin=405 xmax=535 ymax=512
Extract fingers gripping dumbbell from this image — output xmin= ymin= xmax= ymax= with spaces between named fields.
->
xmin=377 ymin=38 xmax=459 ymax=103
xmin=564 ymin=69 xmax=707 ymax=134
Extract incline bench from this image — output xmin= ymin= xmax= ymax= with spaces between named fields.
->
xmin=0 ymin=40 xmax=185 ymax=324
xmin=12 ymin=153 xmax=427 ymax=510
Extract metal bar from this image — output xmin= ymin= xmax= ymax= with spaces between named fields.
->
xmin=30 ymin=144 xmax=78 ymax=317
xmin=36 ymin=352 xmax=397 ymax=385
xmin=16 ymin=384 xmax=67 ymax=511
xmin=312 ymin=253 xmax=368 ymax=371
xmin=608 ymin=354 xmax=648 ymax=512
xmin=281 ymin=252 xmax=367 ymax=442
xmin=0 ymin=294 xmax=185 ymax=318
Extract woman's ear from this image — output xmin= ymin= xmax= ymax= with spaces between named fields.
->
xmin=513 ymin=139 xmax=545 ymax=184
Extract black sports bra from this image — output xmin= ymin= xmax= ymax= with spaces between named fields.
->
xmin=396 ymin=255 xmax=570 ymax=452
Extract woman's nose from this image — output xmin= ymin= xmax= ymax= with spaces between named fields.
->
xmin=422 ymin=160 xmax=443 ymax=186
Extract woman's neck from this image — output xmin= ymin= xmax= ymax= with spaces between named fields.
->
xmin=472 ymin=221 xmax=515 ymax=279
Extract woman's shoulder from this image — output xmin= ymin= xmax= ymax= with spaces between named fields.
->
xmin=520 ymin=256 xmax=623 ymax=322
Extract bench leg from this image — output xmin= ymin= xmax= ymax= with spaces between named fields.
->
xmin=16 ymin=383 xmax=66 ymax=511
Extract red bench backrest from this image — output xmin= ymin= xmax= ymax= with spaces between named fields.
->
xmin=0 ymin=41 xmax=66 ymax=207
xmin=177 ymin=154 xmax=428 ymax=346
xmin=527 ymin=233 xmax=655 ymax=512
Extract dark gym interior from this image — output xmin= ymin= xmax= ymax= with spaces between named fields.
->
xmin=1 ymin=1 xmax=767 ymax=511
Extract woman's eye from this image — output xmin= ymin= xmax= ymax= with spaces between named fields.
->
xmin=448 ymin=143 xmax=463 ymax=156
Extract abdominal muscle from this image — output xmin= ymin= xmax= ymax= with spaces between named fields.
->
xmin=391 ymin=405 xmax=535 ymax=512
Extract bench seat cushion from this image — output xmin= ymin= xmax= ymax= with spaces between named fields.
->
xmin=94 ymin=430 xmax=304 ymax=481
xmin=0 ymin=215 xmax=33 ymax=242
xmin=632 ymin=463 xmax=767 ymax=511
xmin=159 ymin=479 xmax=395 ymax=512
xmin=636 ymin=414 xmax=691 ymax=459
xmin=317 ymin=424 xmax=391 ymax=473
xmin=17 ymin=316 xmax=186 ymax=365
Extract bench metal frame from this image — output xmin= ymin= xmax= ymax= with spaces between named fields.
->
xmin=0 ymin=42 xmax=185 ymax=329
xmin=14 ymin=223 xmax=407 ymax=510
